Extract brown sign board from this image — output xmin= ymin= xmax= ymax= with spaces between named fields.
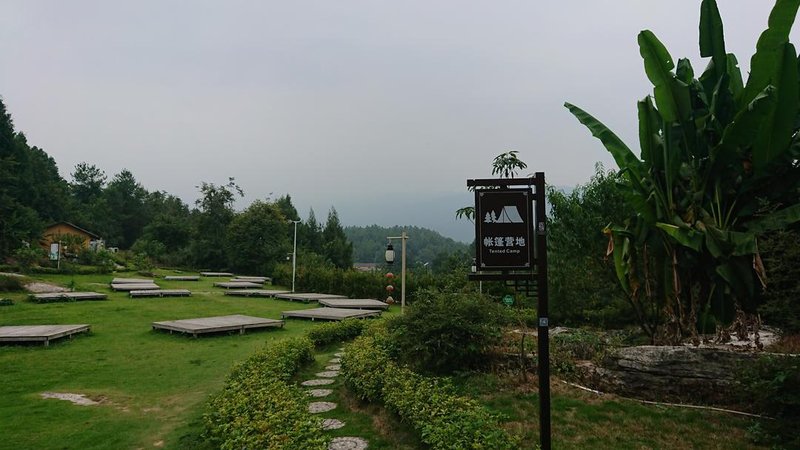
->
xmin=474 ymin=188 xmax=533 ymax=270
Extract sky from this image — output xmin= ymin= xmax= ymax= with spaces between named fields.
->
xmin=1 ymin=1 xmax=797 ymax=242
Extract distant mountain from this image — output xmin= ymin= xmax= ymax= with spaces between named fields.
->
xmin=345 ymin=225 xmax=471 ymax=266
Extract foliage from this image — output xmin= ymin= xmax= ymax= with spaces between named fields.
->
xmin=0 ymin=298 xmax=13 ymax=306
xmin=736 ymin=354 xmax=800 ymax=447
xmin=321 ymin=207 xmax=353 ymax=269
xmin=550 ymin=329 xmax=618 ymax=378
xmin=387 ymin=290 xmax=507 ymax=374
xmin=456 ymin=150 xmax=529 ymax=221
xmin=342 ymin=329 xmax=520 ymax=449
xmin=0 ymin=275 xmax=24 ymax=292
xmin=305 ymin=318 xmax=369 ymax=347
xmin=548 ymin=164 xmax=634 ymax=327
xmin=191 ymin=178 xmax=242 ymax=270
xmin=759 ymin=228 xmax=800 ymax=333
xmin=203 ymin=337 xmax=327 ymax=450
xmin=565 ymin=0 xmax=800 ymax=343
xmin=12 ymin=245 xmax=45 ymax=270
xmin=225 ymin=200 xmax=290 ymax=275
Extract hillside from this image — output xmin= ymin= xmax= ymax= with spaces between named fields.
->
xmin=344 ymin=225 xmax=471 ymax=268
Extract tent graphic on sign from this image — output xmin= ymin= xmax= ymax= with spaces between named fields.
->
xmin=484 ymin=205 xmax=524 ymax=223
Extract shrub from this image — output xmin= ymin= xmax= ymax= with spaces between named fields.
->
xmin=0 ymin=298 xmax=14 ymax=306
xmin=0 ymin=275 xmax=24 ymax=292
xmin=203 ymin=337 xmax=328 ymax=450
xmin=306 ymin=319 xmax=369 ymax=347
xmin=342 ymin=331 xmax=520 ymax=449
xmin=387 ymin=290 xmax=507 ymax=374
xmin=12 ymin=246 xmax=46 ymax=270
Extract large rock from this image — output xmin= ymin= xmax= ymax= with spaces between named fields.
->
xmin=583 ymin=345 xmax=756 ymax=403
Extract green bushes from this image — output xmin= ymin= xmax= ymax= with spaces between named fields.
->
xmin=0 ymin=298 xmax=14 ymax=306
xmin=306 ymin=319 xmax=369 ymax=347
xmin=203 ymin=337 xmax=328 ymax=450
xmin=387 ymin=290 xmax=507 ymax=374
xmin=737 ymin=354 xmax=800 ymax=447
xmin=342 ymin=328 xmax=520 ymax=449
xmin=0 ymin=275 xmax=24 ymax=292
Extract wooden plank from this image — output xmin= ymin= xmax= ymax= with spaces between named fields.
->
xmin=31 ymin=292 xmax=107 ymax=301
xmin=152 ymin=314 xmax=284 ymax=337
xmin=111 ymin=283 xmax=160 ymax=291
xmin=163 ymin=276 xmax=200 ymax=281
xmin=0 ymin=324 xmax=90 ymax=345
xmin=281 ymin=307 xmax=381 ymax=321
xmin=213 ymin=281 xmax=261 ymax=289
xmin=274 ymin=293 xmax=348 ymax=303
xmin=111 ymin=278 xmax=154 ymax=284
xmin=318 ymin=299 xmax=389 ymax=310
xmin=200 ymin=272 xmax=234 ymax=277
xmin=223 ymin=289 xmax=290 ymax=297
xmin=129 ymin=289 xmax=192 ymax=298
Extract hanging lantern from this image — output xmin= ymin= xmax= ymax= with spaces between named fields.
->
xmin=385 ymin=272 xmax=394 ymax=279
xmin=386 ymin=285 xmax=394 ymax=292
xmin=385 ymin=243 xmax=395 ymax=265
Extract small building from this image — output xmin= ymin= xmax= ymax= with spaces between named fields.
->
xmin=353 ymin=263 xmax=380 ymax=272
xmin=40 ymin=222 xmax=103 ymax=256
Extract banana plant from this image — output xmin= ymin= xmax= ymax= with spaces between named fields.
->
xmin=565 ymin=0 xmax=800 ymax=343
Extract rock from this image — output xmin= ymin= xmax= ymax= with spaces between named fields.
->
xmin=329 ymin=437 xmax=368 ymax=450
xmin=316 ymin=371 xmax=339 ymax=378
xmin=322 ymin=418 xmax=345 ymax=430
xmin=301 ymin=379 xmax=335 ymax=386
xmin=307 ymin=389 xmax=333 ymax=397
xmin=308 ymin=401 xmax=337 ymax=413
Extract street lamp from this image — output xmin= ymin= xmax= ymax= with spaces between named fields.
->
xmin=385 ymin=231 xmax=408 ymax=312
xmin=289 ymin=220 xmax=301 ymax=292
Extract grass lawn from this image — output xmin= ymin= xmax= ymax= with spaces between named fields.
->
xmin=0 ymin=271 xmax=357 ymax=450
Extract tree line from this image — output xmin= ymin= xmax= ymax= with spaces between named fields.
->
xmin=0 ymin=96 xmax=352 ymax=273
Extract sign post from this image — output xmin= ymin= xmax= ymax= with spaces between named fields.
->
xmin=467 ymin=173 xmax=551 ymax=450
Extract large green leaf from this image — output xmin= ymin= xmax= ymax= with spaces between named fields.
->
xmin=699 ymin=0 xmax=726 ymax=81
xmin=726 ymin=54 xmax=744 ymax=106
xmin=637 ymin=96 xmax=661 ymax=165
xmin=564 ymin=103 xmax=643 ymax=180
xmin=656 ymin=222 xmax=703 ymax=251
xmin=638 ymin=30 xmax=692 ymax=123
xmin=745 ymin=203 xmax=800 ymax=233
xmin=753 ymin=43 xmax=799 ymax=173
xmin=741 ymin=0 xmax=800 ymax=106
xmin=712 ymin=86 xmax=776 ymax=172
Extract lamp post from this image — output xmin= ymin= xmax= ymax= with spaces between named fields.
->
xmin=385 ymin=230 xmax=408 ymax=312
xmin=289 ymin=220 xmax=301 ymax=292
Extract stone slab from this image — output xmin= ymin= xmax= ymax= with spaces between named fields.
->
xmin=281 ymin=307 xmax=381 ymax=321
xmin=0 ymin=324 xmax=90 ymax=346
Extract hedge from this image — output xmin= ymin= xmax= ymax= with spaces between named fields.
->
xmin=342 ymin=325 xmax=520 ymax=449
xmin=305 ymin=318 xmax=370 ymax=347
xmin=203 ymin=337 xmax=328 ymax=450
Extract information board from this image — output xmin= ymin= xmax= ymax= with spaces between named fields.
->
xmin=474 ymin=188 xmax=533 ymax=270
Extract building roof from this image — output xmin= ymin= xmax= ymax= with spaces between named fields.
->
xmin=44 ymin=222 xmax=101 ymax=239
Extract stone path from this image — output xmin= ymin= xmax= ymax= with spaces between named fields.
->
xmin=300 ymin=347 xmax=369 ymax=449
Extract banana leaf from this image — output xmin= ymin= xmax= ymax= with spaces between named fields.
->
xmin=638 ymin=30 xmax=693 ymax=124
xmin=656 ymin=222 xmax=703 ymax=251
xmin=745 ymin=203 xmax=800 ymax=233
xmin=699 ymin=0 xmax=727 ymax=81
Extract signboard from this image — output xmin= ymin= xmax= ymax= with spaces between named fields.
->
xmin=502 ymin=295 xmax=514 ymax=306
xmin=49 ymin=243 xmax=60 ymax=261
xmin=474 ymin=188 xmax=533 ymax=270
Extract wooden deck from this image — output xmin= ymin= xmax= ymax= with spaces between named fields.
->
xmin=231 ymin=276 xmax=269 ymax=284
xmin=130 ymin=289 xmax=192 ymax=298
xmin=281 ymin=307 xmax=382 ymax=321
xmin=213 ymin=281 xmax=262 ymax=289
xmin=274 ymin=293 xmax=349 ymax=303
xmin=111 ymin=283 xmax=160 ymax=291
xmin=111 ymin=278 xmax=154 ymax=284
xmin=200 ymin=272 xmax=234 ymax=277
xmin=152 ymin=314 xmax=284 ymax=337
xmin=0 ymin=324 xmax=90 ymax=346
xmin=318 ymin=298 xmax=389 ymax=310
xmin=224 ymin=289 xmax=290 ymax=297
xmin=163 ymin=276 xmax=200 ymax=281
xmin=31 ymin=292 xmax=107 ymax=301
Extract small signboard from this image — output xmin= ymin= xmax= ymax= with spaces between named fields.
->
xmin=502 ymin=295 xmax=514 ymax=306
xmin=474 ymin=188 xmax=533 ymax=270
xmin=49 ymin=243 xmax=60 ymax=261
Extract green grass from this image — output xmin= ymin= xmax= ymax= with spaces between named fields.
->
xmin=0 ymin=271 xmax=352 ymax=450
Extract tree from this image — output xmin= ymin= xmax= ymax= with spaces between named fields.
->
xmin=225 ymin=200 xmax=290 ymax=275
xmin=297 ymin=208 xmax=323 ymax=254
xmin=456 ymin=150 xmax=528 ymax=221
xmin=322 ymin=207 xmax=353 ymax=269
xmin=70 ymin=162 xmax=106 ymax=204
xmin=565 ymin=0 xmax=800 ymax=343
xmin=191 ymin=178 xmax=242 ymax=269
xmin=103 ymin=169 xmax=149 ymax=249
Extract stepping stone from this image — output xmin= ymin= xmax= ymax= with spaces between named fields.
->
xmin=307 ymin=389 xmax=333 ymax=398
xmin=329 ymin=437 xmax=369 ymax=450
xmin=326 ymin=364 xmax=341 ymax=371
xmin=334 ymin=352 xmax=344 ymax=357
xmin=322 ymin=418 xmax=345 ymax=430
xmin=329 ymin=358 xmax=341 ymax=364
xmin=301 ymin=379 xmax=335 ymax=386
xmin=308 ymin=401 xmax=337 ymax=413
xmin=316 ymin=371 xmax=339 ymax=378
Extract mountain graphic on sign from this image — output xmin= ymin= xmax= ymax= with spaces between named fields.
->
xmin=484 ymin=205 xmax=524 ymax=223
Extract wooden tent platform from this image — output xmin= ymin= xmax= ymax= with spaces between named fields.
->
xmin=231 ymin=276 xmax=270 ymax=284
xmin=111 ymin=283 xmax=159 ymax=291
xmin=214 ymin=281 xmax=261 ymax=289
xmin=281 ymin=307 xmax=382 ymax=321
xmin=200 ymin=272 xmax=234 ymax=277
xmin=318 ymin=298 xmax=389 ymax=310
xmin=224 ymin=289 xmax=290 ymax=297
xmin=163 ymin=276 xmax=200 ymax=281
xmin=152 ymin=314 xmax=283 ymax=337
xmin=0 ymin=324 xmax=90 ymax=346
xmin=130 ymin=289 xmax=192 ymax=298
xmin=31 ymin=292 xmax=107 ymax=301
xmin=111 ymin=278 xmax=154 ymax=284
xmin=274 ymin=293 xmax=348 ymax=303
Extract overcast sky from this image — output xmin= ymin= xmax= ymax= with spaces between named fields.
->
xmin=1 ymin=1 xmax=797 ymax=241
